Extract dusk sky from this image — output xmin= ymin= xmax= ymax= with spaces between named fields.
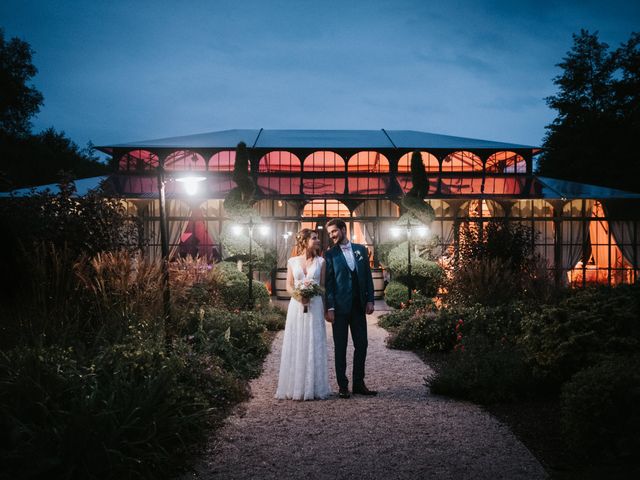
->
xmin=2 ymin=0 xmax=639 ymax=151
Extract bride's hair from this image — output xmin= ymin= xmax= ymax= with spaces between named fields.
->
xmin=295 ymin=228 xmax=319 ymax=256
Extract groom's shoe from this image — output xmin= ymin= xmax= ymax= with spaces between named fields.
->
xmin=338 ymin=387 xmax=351 ymax=399
xmin=353 ymin=383 xmax=378 ymax=396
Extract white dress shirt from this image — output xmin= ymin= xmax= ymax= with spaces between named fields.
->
xmin=340 ymin=241 xmax=356 ymax=271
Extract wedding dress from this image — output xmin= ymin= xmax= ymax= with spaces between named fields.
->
xmin=275 ymin=255 xmax=331 ymax=400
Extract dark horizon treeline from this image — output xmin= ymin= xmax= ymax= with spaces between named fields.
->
xmin=0 ymin=28 xmax=108 ymax=191
xmin=538 ymin=30 xmax=640 ymax=193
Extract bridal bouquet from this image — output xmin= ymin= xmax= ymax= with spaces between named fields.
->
xmin=292 ymin=280 xmax=324 ymax=313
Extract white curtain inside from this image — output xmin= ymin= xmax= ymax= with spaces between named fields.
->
xmin=143 ymin=199 xmax=191 ymax=261
xmin=533 ymin=221 xmax=555 ymax=266
xmin=168 ymin=200 xmax=192 ymax=259
xmin=610 ymin=221 xmax=639 ymax=269
xmin=276 ymin=222 xmax=299 ymax=268
xmin=562 ymin=200 xmax=594 ymax=284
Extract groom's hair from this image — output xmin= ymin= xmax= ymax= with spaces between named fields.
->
xmin=326 ymin=218 xmax=346 ymax=231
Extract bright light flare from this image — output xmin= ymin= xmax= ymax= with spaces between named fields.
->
xmin=416 ymin=226 xmax=429 ymax=237
xmin=176 ymin=176 xmax=207 ymax=196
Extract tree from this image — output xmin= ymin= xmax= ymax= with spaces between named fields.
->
xmin=613 ymin=32 xmax=640 ymax=180
xmin=537 ymin=30 xmax=640 ymax=192
xmin=0 ymin=28 xmax=43 ymax=137
xmin=1 ymin=128 xmax=109 ymax=189
xmin=0 ymin=30 xmax=109 ymax=190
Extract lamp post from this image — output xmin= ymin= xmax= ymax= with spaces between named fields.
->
xmin=391 ymin=217 xmax=429 ymax=301
xmin=156 ymin=171 xmax=207 ymax=322
xmin=233 ymin=217 xmax=269 ymax=309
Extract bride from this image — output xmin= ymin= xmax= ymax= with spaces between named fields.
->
xmin=275 ymin=228 xmax=331 ymax=400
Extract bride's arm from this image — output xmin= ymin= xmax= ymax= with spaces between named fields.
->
xmin=320 ymin=259 xmax=326 ymax=311
xmin=286 ymin=261 xmax=295 ymax=297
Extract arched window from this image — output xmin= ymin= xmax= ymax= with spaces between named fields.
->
xmin=347 ymin=151 xmax=390 ymax=172
xmin=258 ymin=151 xmax=301 ymax=172
xmin=486 ymin=151 xmax=526 ymax=173
xmin=397 ymin=151 xmax=439 ymax=172
xmin=461 ymin=199 xmax=505 ymax=218
xmin=442 ymin=151 xmax=482 ymax=172
xmin=164 ymin=150 xmax=206 ymax=171
xmin=209 ymin=151 xmax=237 ymax=171
xmin=119 ymin=150 xmax=159 ymax=171
xmin=302 ymin=199 xmax=350 ymax=217
xmin=303 ymin=151 xmax=345 ymax=171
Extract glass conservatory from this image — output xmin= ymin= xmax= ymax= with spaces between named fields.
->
xmin=93 ymin=129 xmax=640 ymax=291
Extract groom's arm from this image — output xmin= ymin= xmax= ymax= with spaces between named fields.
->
xmin=362 ymin=246 xmax=375 ymax=313
xmin=325 ymin=251 xmax=336 ymax=312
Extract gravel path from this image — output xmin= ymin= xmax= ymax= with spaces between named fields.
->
xmin=182 ymin=309 xmax=548 ymax=479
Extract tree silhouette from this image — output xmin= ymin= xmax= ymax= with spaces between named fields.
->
xmin=538 ymin=30 xmax=640 ymax=192
xmin=0 ymin=28 xmax=43 ymax=137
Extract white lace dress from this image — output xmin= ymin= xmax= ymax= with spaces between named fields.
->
xmin=275 ymin=256 xmax=331 ymax=400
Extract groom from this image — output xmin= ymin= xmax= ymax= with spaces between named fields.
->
xmin=324 ymin=218 xmax=377 ymax=398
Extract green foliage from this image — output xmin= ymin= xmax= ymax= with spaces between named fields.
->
xmin=384 ymin=280 xmax=410 ymax=309
xmin=210 ymin=261 xmax=270 ymax=310
xmin=387 ymin=309 xmax=455 ymax=353
xmin=0 ymin=28 xmax=43 ymax=137
xmin=0 ymin=243 xmax=277 ymax=478
xmin=387 ymin=244 xmax=443 ymax=297
xmin=427 ymin=335 xmax=535 ymax=404
xmin=0 ymin=339 xmax=246 ymax=479
xmin=257 ymin=304 xmax=287 ymax=331
xmin=519 ymin=285 xmax=640 ymax=389
xmin=1 ymin=130 xmax=110 ymax=190
xmin=219 ymin=209 xmax=272 ymax=268
xmin=376 ymin=241 xmax=395 ymax=268
xmin=444 ymin=221 xmax=554 ymax=307
xmin=400 ymin=197 xmax=435 ymax=225
xmin=184 ymin=307 xmax=270 ymax=379
xmin=384 ymin=302 xmax=529 ymax=355
xmin=0 ymin=179 xmax=141 ymax=286
xmin=539 ymin=30 xmax=640 ymax=192
xmin=560 ymin=355 xmax=640 ymax=462
xmin=378 ymin=306 xmax=418 ymax=330
xmin=0 ymin=29 xmax=108 ymax=188
xmin=223 ymin=141 xmax=255 ymax=213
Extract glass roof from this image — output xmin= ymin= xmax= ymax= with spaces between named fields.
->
xmin=535 ymin=176 xmax=640 ymax=199
xmin=99 ymin=129 xmax=538 ymax=151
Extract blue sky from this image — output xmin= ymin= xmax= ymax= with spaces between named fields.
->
xmin=1 ymin=0 xmax=638 ymax=149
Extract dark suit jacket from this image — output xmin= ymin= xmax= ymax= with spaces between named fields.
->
xmin=325 ymin=243 xmax=375 ymax=316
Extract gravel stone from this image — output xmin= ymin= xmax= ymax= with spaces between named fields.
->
xmin=181 ymin=308 xmax=548 ymax=479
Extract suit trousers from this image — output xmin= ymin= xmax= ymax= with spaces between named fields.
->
xmin=332 ymin=271 xmax=368 ymax=389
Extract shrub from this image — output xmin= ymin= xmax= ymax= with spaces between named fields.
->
xmin=427 ymin=335 xmax=535 ymax=404
xmin=257 ymin=304 xmax=287 ymax=331
xmin=519 ymin=285 xmax=640 ymax=389
xmin=560 ymin=355 xmax=640 ymax=462
xmin=387 ymin=309 xmax=456 ymax=353
xmin=74 ymin=250 xmax=164 ymax=344
xmin=210 ymin=261 xmax=270 ymax=310
xmin=387 ymin=243 xmax=443 ymax=296
xmin=384 ymin=280 xmax=409 ymax=309
xmin=386 ymin=302 xmax=529 ymax=355
xmin=378 ymin=307 xmax=418 ymax=330
xmin=188 ymin=307 xmax=270 ymax=380
xmin=443 ymin=220 xmax=554 ymax=307
xmin=444 ymin=257 xmax=520 ymax=306
xmin=0 ymin=339 xmax=246 ymax=479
